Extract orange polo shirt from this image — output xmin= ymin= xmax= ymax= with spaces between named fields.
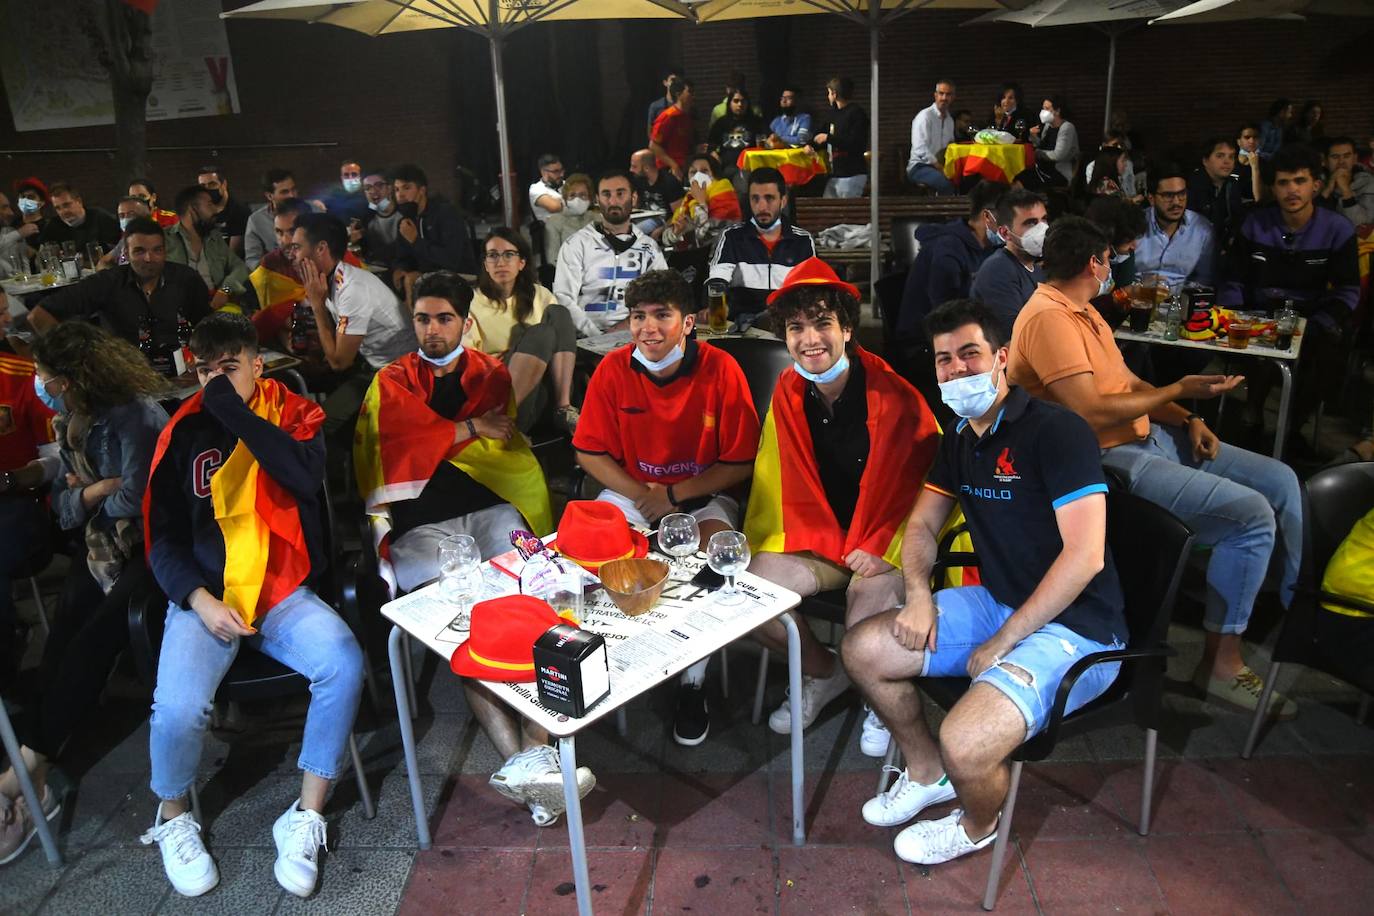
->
xmin=1008 ymin=282 xmax=1149 ymax=449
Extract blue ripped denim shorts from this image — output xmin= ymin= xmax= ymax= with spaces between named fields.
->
xmin=920 ymin=586 xmax=1123 ymax=738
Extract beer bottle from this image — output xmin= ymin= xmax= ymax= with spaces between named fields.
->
xmin=290 ymin=301 xmax=313 ymax=355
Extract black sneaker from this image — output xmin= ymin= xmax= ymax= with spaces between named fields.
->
xmin=672 ymin=685 xmax=710 ymax=746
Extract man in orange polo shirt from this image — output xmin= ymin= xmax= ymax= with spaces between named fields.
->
xmin=1008 ymin=216 xmax=1303 ymax=720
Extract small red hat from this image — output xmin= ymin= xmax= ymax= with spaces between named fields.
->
xmin=766 ymin=256 xmax=861 ymax=306
xmin=12 ymin=176 xmax=48 ymax=200
xmin=549 ymin=500 xmax=649 ymax=573
xmin=450 ymin=595 xmax=564 ymax=682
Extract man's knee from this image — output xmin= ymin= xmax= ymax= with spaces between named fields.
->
xmin=939 ymin=685 xmax=1023 ymax=776
xmin=839 ymin=613 xmax=904 ymax=683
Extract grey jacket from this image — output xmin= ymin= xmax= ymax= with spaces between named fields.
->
xmin=51 ymin=397 xmax=168 ymax=533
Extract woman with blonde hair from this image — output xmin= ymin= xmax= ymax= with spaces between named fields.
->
xmin=543 ymin=172 xmax=596 ymax=268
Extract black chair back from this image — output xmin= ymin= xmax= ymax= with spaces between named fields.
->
xmin=707 ymin=337 xmax=794 ymax=422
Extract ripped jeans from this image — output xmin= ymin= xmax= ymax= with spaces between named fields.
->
xmin=919 ymin=586 xmax=1123 ymax=738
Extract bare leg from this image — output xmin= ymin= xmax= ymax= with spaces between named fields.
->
xmin=159 ymin=796 xmax=190 ymax=819
xmin=698 ymin=519 xmax=732 ymax=541
xmin=1196 ymin=632 xmax=1247 ymax=681
xmin=938 ymin=682 xmax=1026 ymax=839
xmin=520 ymin=721 xmax=550 ymax=750
xmin=841 ymin=611 xmax=942 ymax=784
xmin=550 ymin=351 xmax=574 ymax=408
xmin=464 ymin=681 xmax=525 ymax=759
xmin=299 ymin=772 xmax=330 ymax=814
xmin=754 ymin=612 xmax=836 ymax=678
xmin=0 ymin=746 xmax=48 ymax=799
xmin=507 ymin=352 xmax=549 ymax=408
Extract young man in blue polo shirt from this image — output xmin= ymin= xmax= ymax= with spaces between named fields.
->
xmin=842 ymin=299 xmax=1126 ymax=865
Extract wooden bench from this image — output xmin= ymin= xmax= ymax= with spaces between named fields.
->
xmin=794 ymin=196 xmax=969 ymax=269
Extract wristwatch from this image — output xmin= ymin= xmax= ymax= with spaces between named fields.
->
xmin=1183 ymin=413 xmax=1203 ymax=427
xmin=219 ymin=285 xmax=232 ymax=295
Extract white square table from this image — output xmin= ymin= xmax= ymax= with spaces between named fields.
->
xmin=381 ymin=550 xmax=807 ymax=916
xmin=1114 ymin=317 xmax=1306 ymax=459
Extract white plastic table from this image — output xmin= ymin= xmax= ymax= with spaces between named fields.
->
xmin=1114 ymin=317 xmax=1306 ymax=459
xmin=381 ymin=550 xmax=806 ymax=916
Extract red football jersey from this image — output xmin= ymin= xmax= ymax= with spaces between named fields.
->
xmin=0 ymin=346 xmax=55 ymax=472
xmin=573 ymin=341 xmax=760 ymax=486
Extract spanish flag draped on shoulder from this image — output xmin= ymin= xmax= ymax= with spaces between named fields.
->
xmin=144 ymin=377 xmax=324 ymax=627
xmin=353 ymin=350 xmax=552 ymax=554
xmin=745 ymin=347 xmax=940 ymax=569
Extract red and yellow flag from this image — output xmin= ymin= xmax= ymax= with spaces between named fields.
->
xmin=745 ymin=348 xmax=940 ymax=568
xmin=353 ymin=351 xmax=552 ymax=551
xmin=670 ymin=177 xmax=742 ymax=227
xmin=144 ymin=377 xmax=324 ymax=626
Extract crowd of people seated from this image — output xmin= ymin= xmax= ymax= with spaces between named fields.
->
xmin=0 ymin=66 xmax=1371 ymax=903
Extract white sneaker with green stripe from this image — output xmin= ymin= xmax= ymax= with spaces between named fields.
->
xmin=862 ymin=767 xmax=957 ymax=827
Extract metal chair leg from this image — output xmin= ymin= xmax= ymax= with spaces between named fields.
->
xmin=1241 ymin=660 xmax=1281 ymax=759
xmin=616 ymin=707 xmax=628 ymax=737
xmin=27 ymin=578 xmax=49 ymax=635
xmin=0 ymin=699 xmax=60 ymax=866
xmin=189 ymin=783 xmax=203 ymax=827
xmin=359 ymin=646 xmax=385 ymax=713
xmin=719 ymin=646 xmax=729 ymax=698
xmin=1357 ymin=694 xmax=1372 ymax=726
xmin=981 ymin=759 xmax=1022 ymax=912
xmin=1139 ymin=728 xmax=1158 ymax=836
xmin=878 ymin=741 xmax=901 ymax=796
xmin=751 ymin=648 xmax=769 ymax=725
xmin=349 ymin=732 xmax=375 ymax=820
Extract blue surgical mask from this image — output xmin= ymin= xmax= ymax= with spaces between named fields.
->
xmin=794 ymin=352 xmax=849 ymax=384
xmin=1095 ymin=260 xmax=1115 ymax=297
xmin=119 ymin=217 xmax=133 ymax=231
xmin=938 ymin=363 xmax=1001 ymax=420
xmin=632 ymin=342 xmax=684 ymax=372
xmin=751 ymin=215 xmax=779 ymax=232
xmin=17 ymin=197 xmax=40 ymax=214
xmin=418 ymin=344 xmax=463 ymax=367
xmin=33 ymin=375 xmax=65 ymax=413
xmin=985 ymin=224 xmax=1003 ymax=247
xmin=342 ymin=177 xmax=362 ymax=193
xmin=368 ymin=198 xmax=393 ymax=215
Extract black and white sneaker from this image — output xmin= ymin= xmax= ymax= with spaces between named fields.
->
xmin=672 ymin=685 xmax=710 ymax=746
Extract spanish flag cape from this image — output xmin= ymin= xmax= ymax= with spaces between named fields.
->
xmin=143 ymin=377 xmax=324 ymax=627
xmin=670 ymin=177 xmax=742 ymax=226
xmin=353 ymin=350 xmax=553 ymax=555
xmin=745 ymin=347 xmax=940 ymax=568
xmin=249 ymin=249 xmax=305 ymax=314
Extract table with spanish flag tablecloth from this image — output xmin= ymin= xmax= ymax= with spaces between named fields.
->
xmin=943 ymin=142 xmax=1035 ymax=187
xmin=738 ymin=147 xmax=828 ymax=187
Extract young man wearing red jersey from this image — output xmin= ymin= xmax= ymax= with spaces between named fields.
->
xmin=573 ymin=269 xmax=761 ymax=745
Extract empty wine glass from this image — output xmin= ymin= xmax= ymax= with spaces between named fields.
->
xmin=706 ymin=530 xmax=750 ymax=606
xmin=658 ymin=513 xmax=700 ymax=576
xmin=438 ymin=534 xmax=482 ymax=629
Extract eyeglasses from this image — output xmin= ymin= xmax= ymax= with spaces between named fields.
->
xmin=363 ymin=181 xmax=388 ymax=191
xmin=484 ymin=250 xmax=521 ymax=263
xmin=1153 ymin=190 xmax=1188 ymax=201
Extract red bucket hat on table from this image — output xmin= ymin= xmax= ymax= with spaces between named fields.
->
xmin=766 ymin=256 xmax=861 ymax=306
xmin=549 ymin=500 xmax=648 ymax=573
xmin=450 ymin=595 xmax=566 ymax=682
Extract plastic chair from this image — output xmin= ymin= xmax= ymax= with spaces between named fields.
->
xmin=127 ymin=486 xmax=376 ymax=823
xmin=1243 ymin=462 xmax=1374 ymax=758
xmin=877 ymin=491 xmax=1193 ymax=911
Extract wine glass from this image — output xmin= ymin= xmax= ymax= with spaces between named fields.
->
xmin=706 ymin=530 xmax=751 ymax=606
xmin=438 ymin=534 xmax=482 ymax=629
xmin=658 ymin=513 xmax=701 ymax=576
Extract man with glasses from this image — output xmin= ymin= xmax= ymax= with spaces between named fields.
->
xmin=1133 ymin=166 xmax=1216 ymax=291
xmin=529 ymin=154 xmax=566 ymax=223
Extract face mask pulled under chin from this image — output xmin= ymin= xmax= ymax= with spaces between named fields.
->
xmin=368 ymin=198 xmax=394 ymax=214
xmin=632 ymin=338 xmax=686 ymax=372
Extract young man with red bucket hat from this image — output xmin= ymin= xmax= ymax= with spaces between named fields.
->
xmin=744 ymin=257 xmax=941 ymax=755
xmin=572 ymin=269 xmax=760 ymax=746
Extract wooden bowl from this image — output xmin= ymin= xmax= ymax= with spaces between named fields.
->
xmin=599 ymin=558 xmax=670 ymax=617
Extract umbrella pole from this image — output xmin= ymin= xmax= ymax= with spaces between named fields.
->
xmin=868 ymin=2 xmax=880 ymax=317
xmin=489 ymin=10 xmax=516 ymax=226
xmin=1103 ymin=30 xmax=1117 ymax=137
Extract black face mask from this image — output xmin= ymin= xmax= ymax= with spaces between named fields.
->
xmin=396 ymin=201 xmax=420 ymax=221
xmin=204 ymin=188 xmax=223 ymax=204
xmin=193 ymin=217 xmax=218 ymax=238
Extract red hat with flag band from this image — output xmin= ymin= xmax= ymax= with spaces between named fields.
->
xmin=451 ymin=595 xmax=567 ymax=682
xmin=549 ymin=500 xmax=649 ymax=573
xmin=766 ymin=256 xmax=861 ymax=306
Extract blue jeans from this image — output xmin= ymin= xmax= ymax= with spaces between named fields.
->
xmin=1102 ymin=422 xmax=1302 ymax=635
xmin=905 ymin=162 xmax=956 ymax=195
xmin=149 ymin=587 xmax=364 ymax=800
xmin=823 ymin=175 xmax=869 ymax=198
xmin=921 ymin=586 xmax=1123 ymax=737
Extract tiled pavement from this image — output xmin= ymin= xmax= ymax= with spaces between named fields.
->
xmin=5 ymin=609 xmax=1374 ymax=916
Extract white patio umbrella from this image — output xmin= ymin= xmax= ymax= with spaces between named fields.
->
xmin=690 ymin=0 xmax=1016 ymax=295
xmin=223 ymin=0 xmax=698 ymax=225
xmin=963 ymin=1 xmax=1190 ymax=135
xmin=1151 ymin=0 xmax=1374 ymax=23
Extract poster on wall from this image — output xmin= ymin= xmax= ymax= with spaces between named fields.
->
xmin=0 ymin=0 xmax=240 ymax=132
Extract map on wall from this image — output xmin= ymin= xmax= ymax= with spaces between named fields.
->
xmin=0 ymin=0 xmax=240 ymax=132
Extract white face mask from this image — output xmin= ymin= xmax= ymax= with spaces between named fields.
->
xmin=690 ymin=171 xmax=711 ymax=188
xmin=1014 ymin=221 xmax=1048 ymax=259
xmin=564 ymin=197 xmax=590 ymax=217
xmin=342 ymin=177 xmax=362 ymax=193
xmin=368 ymin=197 xmax=394 ymax=215
xmin=17 ymin=197 xmax=41 ymax=214
xmin=119 ymin=217 xmax=133 ymax=231
xmin=939 ymin=360 xmax=1002 ymax=420
xmin=1093 ymin=259 xmax=1115 ymax=297
xmin=632 ymin=341 xmax=684 ymax=372
xmin=1040 ymin=108 xmax=1054 ymax=126
xmin=418 ymin=343 xmax=463 ymax=367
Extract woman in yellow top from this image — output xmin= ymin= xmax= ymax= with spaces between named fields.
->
xmin=463 ymin=228 xmax=579 ymax=434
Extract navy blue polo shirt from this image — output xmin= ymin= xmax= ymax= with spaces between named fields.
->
xmin=924 ymin=386 xmax=1126 ymax=645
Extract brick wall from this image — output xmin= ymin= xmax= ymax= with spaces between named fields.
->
xmin=0 ymin=8 xmax=1370 ymax=215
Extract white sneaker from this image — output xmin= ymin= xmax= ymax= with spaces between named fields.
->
xmin=271 ymin=801 xmax=328 ymax=898
xmin=860 ymin=707 xmax=891 ymax=757
xmin=140 ymin=809 xmax=218 ymax=897
xmin=528 ymin=802 xmax=559 ymax=827
xmin=768 ymin=659 xmax=851 ymax=734
xmin=490 ymin=746 xmax=594 ymax=820
xmin=861 ymin=767 xmax=957 ymax=827
xmin=893 ymin=808 xmax=997 ymax=865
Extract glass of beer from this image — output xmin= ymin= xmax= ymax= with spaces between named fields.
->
xmin=1226 ymin=315 xmax=1254 ymax=349
xmin=705 ymin=279 xmax=730 ymax=334
xmin=1128 ymin=299 xmax=1154 ymax=333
